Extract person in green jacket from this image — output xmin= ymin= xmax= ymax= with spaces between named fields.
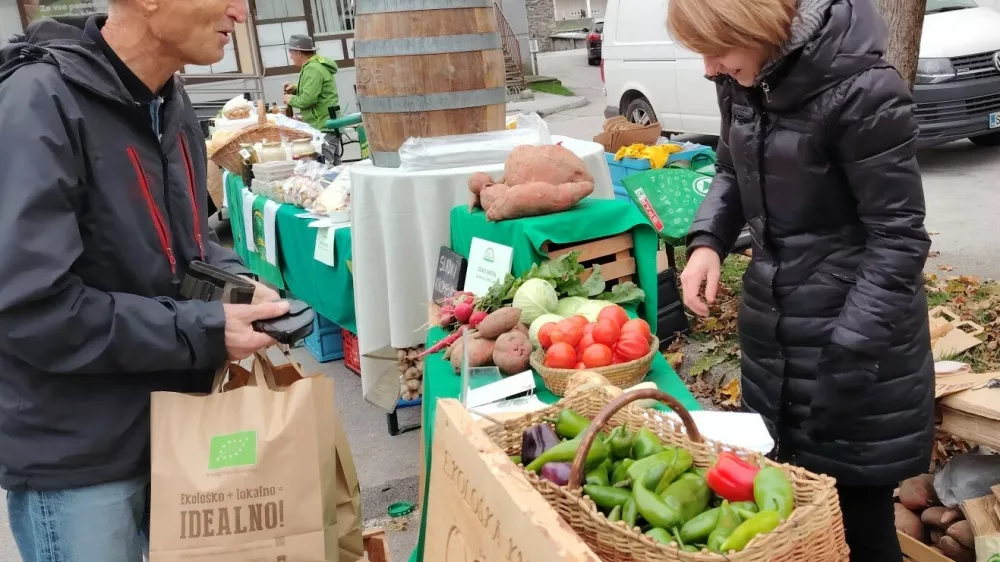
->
xmin=282 ymin=34 xmax=342 ymax=164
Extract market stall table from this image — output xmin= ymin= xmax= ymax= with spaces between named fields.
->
xmin=224 ymin=173 xmax=356 ymax=334
xmin=408 ymin=326 xmax=702 ymax=562
xmin=351 ymin=136 xmax=615 ymax=408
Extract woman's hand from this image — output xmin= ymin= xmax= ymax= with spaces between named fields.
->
xmin=680 ymin=247 xmax=722 ymax=317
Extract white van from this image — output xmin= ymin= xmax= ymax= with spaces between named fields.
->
xmin=601 ymin=0 xmax=1000 ymax=147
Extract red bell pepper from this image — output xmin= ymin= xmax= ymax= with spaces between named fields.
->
xmin=705 ymin=452 xmax=760 ymax=502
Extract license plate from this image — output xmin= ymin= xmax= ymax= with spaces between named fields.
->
xmin=991 ymin=112 xmax=1000 ymax=129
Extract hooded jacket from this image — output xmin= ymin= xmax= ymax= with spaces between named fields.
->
xmin=288 ymin=54 xmax=340 ymax=130
xmin=689 ymin=0 xmax=934 ymax=485
xmin=0 ymin=17 xmax=249 ymax=491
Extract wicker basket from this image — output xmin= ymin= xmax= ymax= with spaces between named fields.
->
xmin=530 ymin=337 xmax=659 ymax=396
xmin=482 ymin=388 xmax=850 ymax=562
xmin=209 ymin=101 xmax=313 ymax=175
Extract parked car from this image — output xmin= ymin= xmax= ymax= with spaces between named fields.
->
xmin=587 ymin=19 xmax=604 ymax=66
xmin=601 ymin=0 xmax=1000 ymax=148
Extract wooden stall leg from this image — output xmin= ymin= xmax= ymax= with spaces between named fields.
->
xmin=363 ymin=528 xmax=391 ymax=562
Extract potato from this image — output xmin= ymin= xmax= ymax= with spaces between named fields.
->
xmin=477 ymin=308 xmax=522 ymax=339
xmin=921 ymin=506 xmax=962 ymax=530
xmin=938 ymin=536 xmax=975 ymax=562
xmin=899 ymin=474 xmax=939 ymax=511
xmin=493 ymin=331 xmax=532 ymax=375
xmin=565 ymin=371 xmax=612 ymax=394
xmin=894 ymin=504 xmax=925 ymax=541
xmin=450 ymin=333 xmax=495 ymax=373
xmin=946 ymin=520 xmax=974 ymax=549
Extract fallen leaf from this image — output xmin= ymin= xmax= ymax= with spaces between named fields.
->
xmin=665 ymin=352 xmax=684 ymax=370
xmin=928 ymin=250 xmax=941 ymax=258
xmin=939 ymin=264 xmax=953 ymax=272
xmin=690 ymin=355 xmax=725 ymax=376
xmin=959 ymin=275 xmax=981 ymax=286
xmin=928 ymin=229 xmax=940 ymax=235
xmin=718 ymin=378 xmax=742 ymax=408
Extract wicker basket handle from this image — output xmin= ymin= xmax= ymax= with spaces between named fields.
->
xmin=567 ymin=389 xmax=702 ymax=490
xmin=257 ymin=100 xmax=267 ymax=125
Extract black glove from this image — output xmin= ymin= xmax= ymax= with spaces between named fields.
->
xmin=803 ymin=344 xmax=878 ymax=442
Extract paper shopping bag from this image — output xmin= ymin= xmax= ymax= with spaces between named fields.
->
xmin=255 ymin=351 xmax=364 ymax=562
xmin=149 ymin=351 xmax=340 ymax=562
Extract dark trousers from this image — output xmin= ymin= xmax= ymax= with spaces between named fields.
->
xmin=837 ymin=483 xmax=902 ymax=562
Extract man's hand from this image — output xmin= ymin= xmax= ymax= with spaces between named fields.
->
xmin=239 ymin=275 xmax=281 ymax=304
xmin=680 ymin=247 xmax=722 ymax=317
xmin=224 ymin=301 xmax=290 ymax=360
xmin=283 ymin=82 xmax=296 ymax=94
xmin=283 ymin=94 xmax=293 ymax=105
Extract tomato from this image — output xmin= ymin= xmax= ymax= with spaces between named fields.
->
xmin=538 ymin=322 xmax=557 ymax=350
xmin=551 ymin=321 xmax=583 ymax=347
xmin=574 ymin=362 xmax=587 ymax=370
xmin=591 ymin=319 xmax=621 ymax=347
xmin=621 ymin=319 xmax=653 ymax=342
xmin=597 ymin=305 xmax=630 ymax=329
xmin=570 ymin=315 xmax=590 ymax=328
xmin=544 ymin=342 xmax=578 ymax=369
xmin=576 ymin=334 xmax=596 ymax=360
xmin=581 ymin=344 xmax=614 ymax=368
xmin=583 ymin=322 xmax=597 ymax=335
xmin=614 ymin=332 xmax=650 ymax=362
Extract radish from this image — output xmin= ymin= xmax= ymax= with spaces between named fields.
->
xmin=468 ymin=310 xmax=488 ymax=329
xmin=417 ymin=326 xmax=466 ymax=358
xmin=454 ymin=302 xmax=474 ymax=324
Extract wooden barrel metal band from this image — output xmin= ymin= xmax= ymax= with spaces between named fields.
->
xmin=358 ymin=87 xmax=507 ymax=113
xmin=370 ymin=151 xmax=403 ymax=168
xmin=356 ymin=0 xmax=492 ymax=14
xmin=353 ymin=33 xmax=502 ymax=58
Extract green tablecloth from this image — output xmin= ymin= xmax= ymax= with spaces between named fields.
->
xmin=408 ymin=325 xmax=701 ymax=562
xmin=450 ymin=198 xmax=661 ymax=330
xmin=224 ymin=173 xmax=357 ymax=334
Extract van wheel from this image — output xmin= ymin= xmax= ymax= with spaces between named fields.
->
xmin=970 ymin=132 xmax=1000 ymax=147
xmin=625 ymin=98 xmax=656 ymax=126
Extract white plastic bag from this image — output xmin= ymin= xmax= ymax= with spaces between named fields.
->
xmin=221 ymin=95 xmax=253 ymax=120
xmin=397 ymin=112 xmax=551 ymax=172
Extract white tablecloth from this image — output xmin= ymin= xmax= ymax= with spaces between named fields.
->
xmin=350 ymin=136 xmax=613 ymax=409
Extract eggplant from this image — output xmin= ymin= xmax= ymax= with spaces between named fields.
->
xmin=521 ymin=424 xmax=560 ymax=465
xmin=540 ymin=462 xmax=572 ymax=486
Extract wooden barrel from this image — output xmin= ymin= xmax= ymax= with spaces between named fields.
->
xmin=354 ymin=0 xmax=507 ymax=168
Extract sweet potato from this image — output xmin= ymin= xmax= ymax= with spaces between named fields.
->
xmin=946 ymin=520 xmax=975 ymax=549
xmin=477 ymin=308 xmax=522 ymax=339
xmin=502 ymin=144 xmax=594 ymax=187
xmin=921 ymin=506 xmax=962 ymax=530
xmin=468 ymin=172 xmax=495 ymax=211
xmin=480 ymin=183 xmax=512 ymax=212
xmin=894 ymin=504 xmax=925 ymax=541
xmin=512 ymin=323 xmax=529 ymax=336
xmin=938 ymin=535 xmax=975 ymax=562
xmin=450 ymin=332 xmax=496 ymax=373
xmin=493 ymin=331 xmax=532 ymax=375
xmin=899 ymin=474 xmax=939 ymax=511
xmin=486 ymin=181 xmax=594 ymax=221
xmin=930 ymin=529 xmax=944 ymax=545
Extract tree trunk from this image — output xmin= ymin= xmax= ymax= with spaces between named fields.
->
xmin=876 ymin=0 xmax=927 ymax=89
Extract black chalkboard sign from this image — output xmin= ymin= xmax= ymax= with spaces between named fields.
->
xmin=432 ymin=246 xmax=467 ymax=302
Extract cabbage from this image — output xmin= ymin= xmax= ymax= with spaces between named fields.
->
xmin=555 ymin=296 xmax=588 ymax=318
xmin=576 ymin=300 xmax=614 ymax=322
xmin=512 ymin=278 xmax=559 ymax=324
xmin=528 ymin=314 xmax=565 ymax=348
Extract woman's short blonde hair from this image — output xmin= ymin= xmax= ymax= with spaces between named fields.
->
xmin=667 ymin=0 xmax=797 ymax=57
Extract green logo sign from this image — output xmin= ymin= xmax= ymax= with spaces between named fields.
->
xmin=483 ymin=248 xmax=495 ymax=263
xmin=208 ymin=430 xmax=258 ymax=470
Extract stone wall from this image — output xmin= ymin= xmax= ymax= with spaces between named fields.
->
xmin=525 ymin=0 xmax=556 ymax=53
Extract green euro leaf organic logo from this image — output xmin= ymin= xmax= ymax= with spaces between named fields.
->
xmin=208 ymin=430 xmax=258 ymax=470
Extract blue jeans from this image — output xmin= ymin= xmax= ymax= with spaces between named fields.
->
xmin=6 ymin=477 xmax=149 ymax=562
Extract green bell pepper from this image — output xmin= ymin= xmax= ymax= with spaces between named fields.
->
xmin=584 ymin=484 xmax=632 ymax=510
xmin=547 ymin=409 xmax=591 ymax=439
xmin=631 ymin=427 xmax=666 ymax=459
xmin=633 ymin=478 xmax=684 ymax=530
xmin=660 ymin=473 xmax=711 ymax=523
xmin=679 ymin=507 xmax=720 ymax=544
xmin=653 ymin=448 xmax=694 ymax=494
xmin=586 ymin=459 xmax=612 ymax=486
xmin=708 ymin=500 xmax=742 ymax=553
xmin=608 ymin=426 xmax=636 ymax=459
xmin=753 ymin=466 xmax=794 ymax=518
xmin=719 ymin=510 xmax=781 ymax=553
xmin=644 ymin=527 xmax=673 ymax=545
xmin=525 ymin=434 xmax=609 ymax=473
xmin=607 ymin=504 xmax=622 ymax=522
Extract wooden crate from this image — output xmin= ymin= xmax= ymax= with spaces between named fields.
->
xmin=363 ymin=528 xmax=390 ymax=562
xmin=897 ymin=531 xmax=951 ymax=562
xmin=541 ymin=232 xmax=637 ymax=286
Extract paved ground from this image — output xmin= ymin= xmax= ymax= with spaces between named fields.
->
xmin=538 ymin=48 xmax=1000 ymax=280
xmin=1 ymin=48 xmax=998 ymax=562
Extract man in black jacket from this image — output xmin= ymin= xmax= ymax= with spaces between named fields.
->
xmin=0 ymin=1 xmax=289 ymax=559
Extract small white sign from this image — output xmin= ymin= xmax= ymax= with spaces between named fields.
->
xmin=529 ymin=39 xmax=539 ymax=53
xmin=313 ymin=226 xmax=337 ymax=266
xmin=464 ymin=237 xmax=514 ymax=297
xmin=466 ymin=370 xmax=536 ymax=409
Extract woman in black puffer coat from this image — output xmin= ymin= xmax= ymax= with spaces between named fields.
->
xmin=669 ymin=0 xmax=934 ymax=560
